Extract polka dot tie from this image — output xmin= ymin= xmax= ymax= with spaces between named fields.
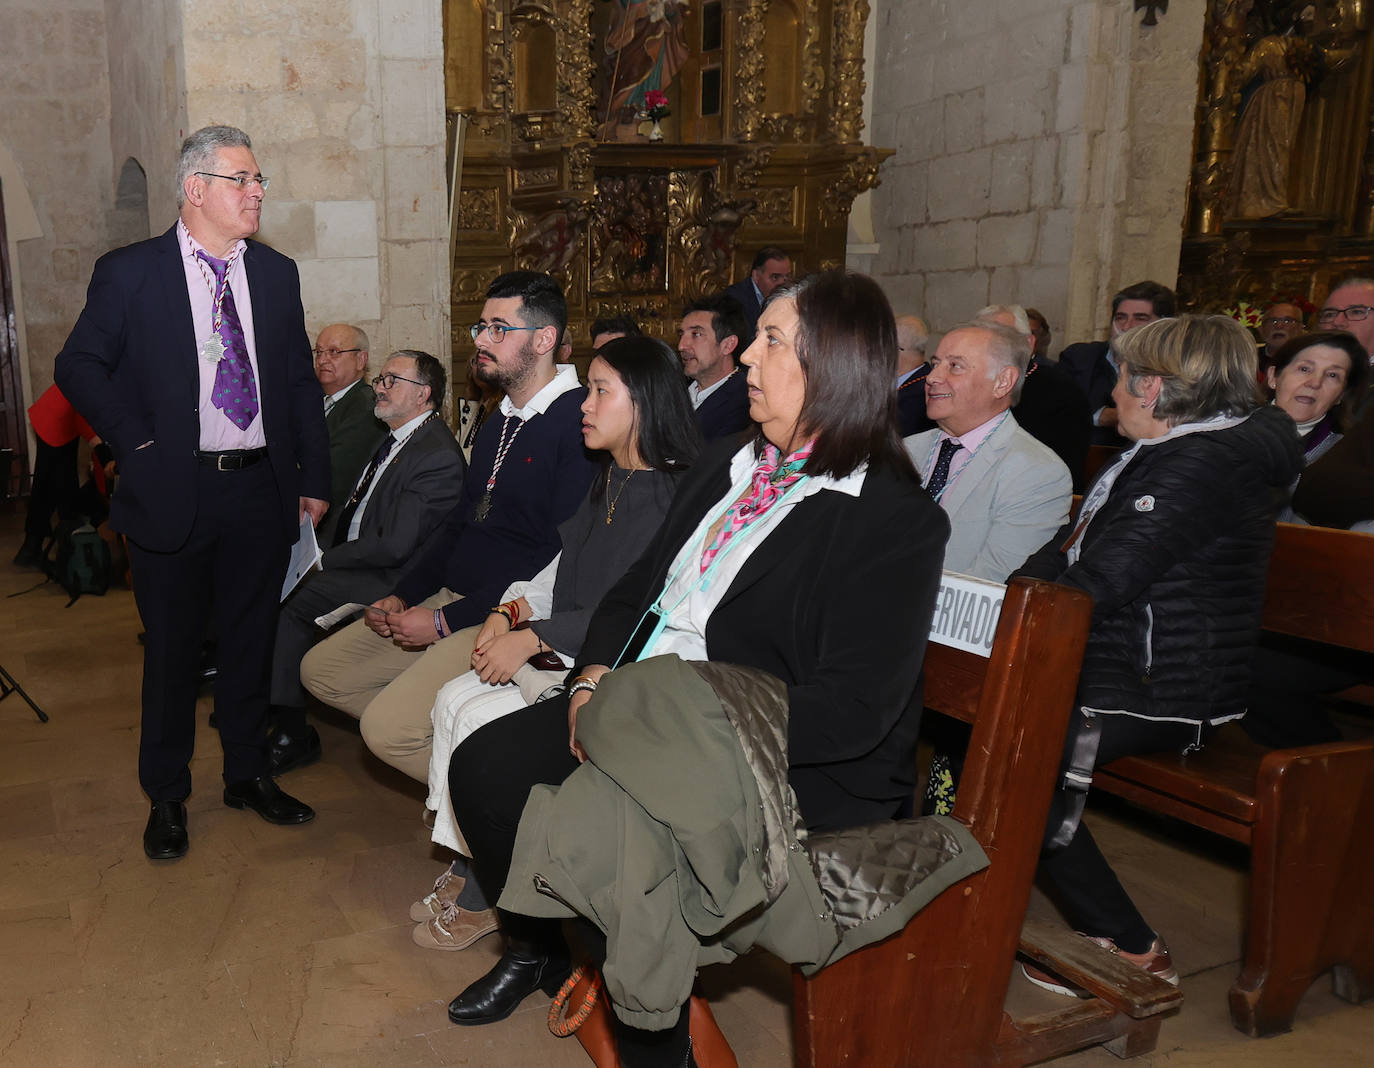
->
xmin=925 ymin=438 xmax=963 ymax=499
xmin=196 ymin=250 xmax=260 ymax=431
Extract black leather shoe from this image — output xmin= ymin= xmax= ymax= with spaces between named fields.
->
xmin=223 ymin=776 xmax=315 ymax=825
xmin=268 ymin=724 xmax=322 ymax=775
xmin=447 ymin=941 xmax=571 ymax=1025
xmin=143 ymin=800 xmax=189 ymax=860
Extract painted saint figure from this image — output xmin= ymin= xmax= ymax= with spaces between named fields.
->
xmin=597 ymin=0 xmax=690 ymax=139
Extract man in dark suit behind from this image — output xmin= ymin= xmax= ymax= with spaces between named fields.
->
xmin=722 ymin=245 xmax=792 ymax=336
xmin=268 ymin=350 xmax=464 ymax=773
xmin=55 ymin=125 xmax=328 ymax=861
xmin=314 ymin=322 xmax=386 ymax=531
xmin=1057 ymin=280 xmax=1175 ymax=447
xmin=677 ymin=294 xmax=752 ymax=440
xmin=895 ymin=313 xmax=934 ymax=436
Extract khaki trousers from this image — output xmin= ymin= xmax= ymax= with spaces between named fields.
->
xmin=299 ymin=590 xmax=479 ymax=783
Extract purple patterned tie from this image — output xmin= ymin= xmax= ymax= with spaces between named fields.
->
xmin=196 ymin=249 xmax=260 ymax=430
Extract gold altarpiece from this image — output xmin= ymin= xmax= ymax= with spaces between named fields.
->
xmin=1179 ymin=0 xmax=1374 ymax=310
xmin=442 ymin=0 xmax=888 ymax=373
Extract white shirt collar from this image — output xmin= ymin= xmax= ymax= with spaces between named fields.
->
xmin=500 ymin=364 xmax=581 ymax=419
xmin=387 ymin=408 xmax=434 ymax=445
xmin=327 ymin=379 xmax=364 ymax=404
xmin=688 ymin=368 xmax=737 ymax=408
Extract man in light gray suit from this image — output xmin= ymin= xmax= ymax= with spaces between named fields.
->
xmin=904 ymin=321 xmax=1071 ymax=582
xmin=268 ymin=349 xmax=466 ymax=772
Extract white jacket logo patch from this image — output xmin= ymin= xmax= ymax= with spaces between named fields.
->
xmin=1134 ymin=495 xmax=1155 ymax=512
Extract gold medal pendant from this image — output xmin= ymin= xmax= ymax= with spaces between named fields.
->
xmin=200 ymin=335 xmax=226 ymax=363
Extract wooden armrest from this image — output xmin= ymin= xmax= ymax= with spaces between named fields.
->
xmin=1019 ymin=917 xmax=1184 ymax=1019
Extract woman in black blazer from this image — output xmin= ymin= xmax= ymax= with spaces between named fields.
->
xmin=444 ymin=271 xmax=951 ymax=1061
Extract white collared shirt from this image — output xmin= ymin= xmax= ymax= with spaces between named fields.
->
xmin=348 ymin=408 xmax=433 ymax=540
xmin=643 ymin=443 xmax=867 ymax=662
xmin=688 ymin=368 xmax=737 ymax=410
xmin=500 ymin=364 xmax=582 ymax=419
xmin=178 ymin=220 xmax=265 ymax=451
xmin=326 ymin=379 xmax=364 ymax=410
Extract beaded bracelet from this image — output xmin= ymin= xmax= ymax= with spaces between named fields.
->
xmin=568 ymin=675 xmax=599 ymax=698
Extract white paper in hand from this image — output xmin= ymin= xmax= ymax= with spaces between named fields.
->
xmin=280 ymin=513 xmax=324 ymax=601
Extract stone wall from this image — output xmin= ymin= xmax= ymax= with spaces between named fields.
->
xmin=178 ymin=0 xmax=449 ymax=365
xmin=868 ymin=0 xmax=1205 ymax=347
xmin=0 ymin=0 xmax=114 ymax=402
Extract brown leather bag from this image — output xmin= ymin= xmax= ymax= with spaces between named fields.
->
xmin=549 ymin=965 xmax=739 ymax=1068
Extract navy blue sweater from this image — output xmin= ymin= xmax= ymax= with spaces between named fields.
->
xmin=395 ymin=389 xmax=598 ymax=631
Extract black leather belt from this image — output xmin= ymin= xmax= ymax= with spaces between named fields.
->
xmin=196 ymin=447 xmax=268 ymax=471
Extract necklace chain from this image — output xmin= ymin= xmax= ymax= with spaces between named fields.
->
xmin=605 ymin=467 xmax=635 ymax=525
xmin=485 ymin=414 xmax=526 ymax=493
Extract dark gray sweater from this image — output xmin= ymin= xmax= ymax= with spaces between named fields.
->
xmin=530 ymin=466 xmax=680 ymax=657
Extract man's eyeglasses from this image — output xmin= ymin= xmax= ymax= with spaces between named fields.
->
xmin=469 ymin=322 xmax=541 ymax=343
xmin=374 ymin=372 xmax=425 ymax=390
xmin=313 ymin=347 xmax=363 ymax=359
xmin=1318 ymin=304 xmax=1373 ymax=324
xmin=196 ymin=171 xmax=271 ymax=191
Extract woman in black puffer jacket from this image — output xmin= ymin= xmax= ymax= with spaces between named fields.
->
xmin=1014 ymin=314 xmax=1303 ymax=995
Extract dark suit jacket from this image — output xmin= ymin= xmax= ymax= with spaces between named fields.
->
xmin=55 ymin=225 xmax=329 ymax=552
xmin=694 ymin=370 xmax=752 ymax=441
xmin=320 ymin=414 xmax=466 ymax=580
xmin=577 ymin=438 xmax=950 ymax=827
xmin=722 ymin=278 xmax=762 ymax=329
xmin=897 ymin=365 xmax=933 ymax=437
xmin=325 ymin=380 xmax=387 ymax=513
xmin=1057 ymin=340 xmax=1126 ymax=447
xmin=1013 ymin=356 xmax=1093 ymax=492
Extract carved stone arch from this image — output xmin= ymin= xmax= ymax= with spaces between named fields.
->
xmin=109 ymin=157 xmax=150 ymax=249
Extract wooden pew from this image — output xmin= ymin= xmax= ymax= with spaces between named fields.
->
xmin=1092 ymin=522 xmax=1374 ymax=1037
xmin=793 ymin=576 xmax=1182 ymax=1066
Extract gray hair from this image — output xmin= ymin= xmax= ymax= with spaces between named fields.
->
xmin=388 ymin=349 xmax=447 ymax=412
xmin=944 ymin=320 xmax=1030 ymax=404
xmin=1114 ymin=315 xmax=1261 ymax=425
xmin=895 ymin=314 xmax=929 ymax=355
xmin=975 ymin=303 xmax=1032 ymax=336
xmin=176 ymin=126 xmax=253 ymax=207
xmin=348 ymin=325 xmax=370 ymax=353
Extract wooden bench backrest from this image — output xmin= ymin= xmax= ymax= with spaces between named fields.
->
xmin=793 ymin=576 xmax=1094 ymax=1066
xmin=1263 ymin=522 xmax=1374 ymax=653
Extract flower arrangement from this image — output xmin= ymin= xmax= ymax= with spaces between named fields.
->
xmin=1224 ymin=299 xmax=1264 ymax=331
xmin=642 ymin=90 xmax=671 ymax=122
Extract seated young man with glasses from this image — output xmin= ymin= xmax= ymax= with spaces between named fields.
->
xmin=299 ymin=270 xmax=598 ymax=784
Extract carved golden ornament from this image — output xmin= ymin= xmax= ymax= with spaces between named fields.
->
xmin=457 ymin=188 xmax=500 ymax=231
xmin=667 ymin=170 xmax=757 ymax=300
xmin=512 ymin=198 xmax=591 ymax=280
xmin=589 ymin=172 xmax=671 ymax=294
xmin=731 ymin=0 xmax=768 ymax=141
xmin=829 ymin=0 xmax=870 ymax=144
xmin=486 ymin=4 xmax=511 ymax=114
xmin=556 ymin=0 xmax=598 ymax=141
xmin=820 ymin=148 xmax=886 ymax=224
xmin=751 ymin=188 xmax=795 ymax=227
xmin=452 ymin=268 xmax=490 ymax=303
xmin=567 ymin=141 xmax=595 ymax=192
xmin=799 ymin=0 xmax=824 ymax=115
xmin=515 ymin=166 xmax=560 ymax=190
xmin=734 ymin=146 xmax=775 ymax=189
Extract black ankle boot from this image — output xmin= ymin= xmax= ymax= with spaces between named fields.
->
xmin=447 ymin=939 xmax=571 ymax=1025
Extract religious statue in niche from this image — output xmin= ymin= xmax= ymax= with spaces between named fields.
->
xmin=1226 ymin=1 xmax=1358 ymax=219
xmin=589 ymin=172 xmax=671 ymax=292
xmin=596 ymin=0 xmax=690 ymax=141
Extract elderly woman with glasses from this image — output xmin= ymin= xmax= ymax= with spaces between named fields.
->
xmin=1013 ymin=315 xmax=1302 ymax=996
xmin=441 ymin=271 xmax=951 ymax=1064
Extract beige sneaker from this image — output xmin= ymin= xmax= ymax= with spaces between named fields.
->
xmin=1022 ymin=932 xmax=1179 ymax=996
xmin=411 ymin=902 xmax=499 ymax=951
xmin=409 ymin=867 xmax=465 ymax=923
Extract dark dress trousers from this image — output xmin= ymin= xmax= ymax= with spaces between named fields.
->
xmin=694 ymin=370 xmax=752 ymax=441
xmin=322 ymin=380 xmax=387 ymax=527
xmin=55 ymin=225 xmax=329 ymax=801
xmin=1057 ymin=340 xmax=1127 ymax=447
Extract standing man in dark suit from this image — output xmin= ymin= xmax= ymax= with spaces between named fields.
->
xmin=269 ymin=350 xmax=464 ymax=773
xmin=895 ymin=313 xmax=934 ymax=436
xmin=314 ymin=322 xmax=386 ymax=534
xmin=1058 ymin=280 xmax=1175 ymax=446
xmin=55 ymin=126 xmax=327 ymax=860
xmin=722 ymin=245 xmax=792 ymax=335
xmin=678 ymin=294 xmax=752 ymax=440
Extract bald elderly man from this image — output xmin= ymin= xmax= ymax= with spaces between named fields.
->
xmin=315 ymin=323 xmax=387 ymax=528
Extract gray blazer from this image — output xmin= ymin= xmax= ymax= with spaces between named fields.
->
xmin=325 ymin=379 xmax=388 ymax=512
xmin=905 ymin=415 xmax=1071 ymax=582
xmin=320 ymin=413 xmax=466 ymax=583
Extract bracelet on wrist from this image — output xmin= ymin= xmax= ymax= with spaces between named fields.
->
xmin=568 ymin=678 xmax=598 ymax=698
xmin=433 ymin=608 xmax=445 ymax=638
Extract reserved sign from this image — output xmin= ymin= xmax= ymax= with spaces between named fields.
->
xmin=929 ymin=571 xmax=1006 ymax=658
